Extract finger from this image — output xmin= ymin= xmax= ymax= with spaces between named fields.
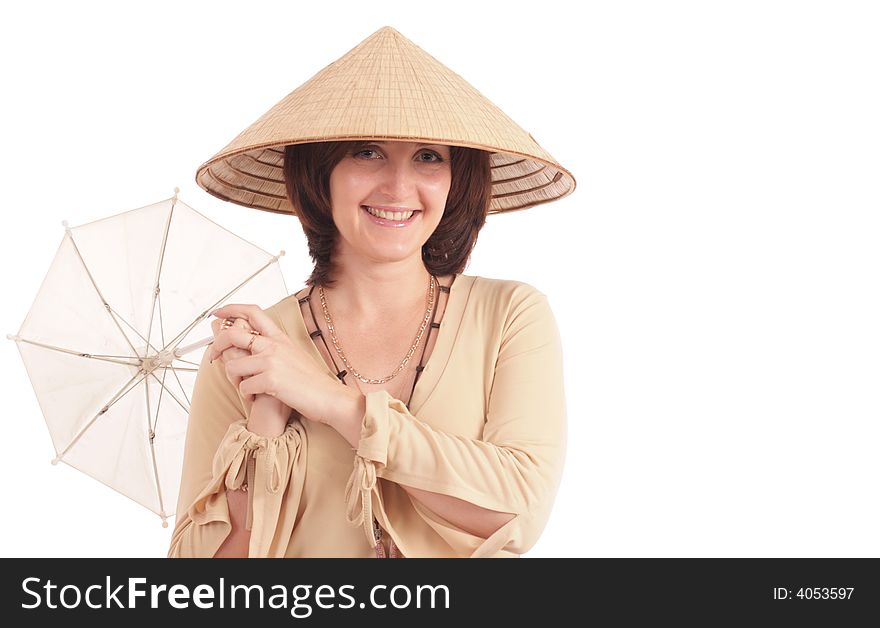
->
xmin=210 ymin=319 xmax=258 ymax=404
xmin=212 ymin=304 xmax=282 ymax=338
xmin=224 ymin=353 xmax=266 ymax=380
xmin=212 ymin=327 xmax=267 ymax=359
xmin=210 ymin=318 xmax=223 ymax=340
xmin=211 ymin=316 xmax=256 ymax=359
xmin=209 ymin=336 xmax=250 ymax=364
xmin=236 ymin=378 xmax=256 ymax=407
xmin=223 ymin=347 xmax=250 ymax=359
xmin=209 ymin=326 xmax=243 ymax=359
xmin=218 ymin=357 xmax=254 ymax=407
xmin=211 ymin=315 xmax=254 ymax=336
xmin=214 ymin=346 xmax=249 ymax=366
xmin=239 ymin=372 xmax=275 ymax=399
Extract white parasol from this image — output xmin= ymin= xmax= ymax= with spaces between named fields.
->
xmin=7 ymin=191 xmax=288 ymax=527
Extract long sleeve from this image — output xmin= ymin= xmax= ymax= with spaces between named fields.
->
xmin=345 ymin=286 xmax=567 ymax=557
xmin=168 ymin=314 xmax=308 ymax=558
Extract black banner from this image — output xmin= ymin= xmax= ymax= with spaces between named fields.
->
xmin=2 ymin=559 xmax=877 ymax=624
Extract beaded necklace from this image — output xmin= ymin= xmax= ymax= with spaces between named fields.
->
xmin=297 ymin=277 xmax=453 ymax=557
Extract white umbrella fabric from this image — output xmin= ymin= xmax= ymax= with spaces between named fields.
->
xmin=8 ymin=191 xmax=288 ymax=526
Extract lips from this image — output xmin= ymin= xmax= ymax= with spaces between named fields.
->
xmin=361 ymin=205 xmax=421 ymax=227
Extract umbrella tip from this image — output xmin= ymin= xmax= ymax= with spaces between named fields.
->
xmin=161 ymin=518 xmax=169 ymax=529
xmin=279 ymin=250 xmax=286 ymax=257
xmin=51 ymin=457 xmax=60 ymax=465
xmin=6 ymin=333 xmax=17 ymax=341
xmin=61 ymin=220 xmax=69 ymax=228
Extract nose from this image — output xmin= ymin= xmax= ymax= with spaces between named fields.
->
xmin=376 ymin=157 xmax=417 ymax=200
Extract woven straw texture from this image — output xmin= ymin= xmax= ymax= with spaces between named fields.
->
xmin=196 ymin=26 xmax=575 ymax=216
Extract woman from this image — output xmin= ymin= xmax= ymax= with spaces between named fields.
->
xmin=168 ymin=26 xmax=574 ymax=558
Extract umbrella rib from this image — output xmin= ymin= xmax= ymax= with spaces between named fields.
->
xmin=144 ymin=197 xmax=176 ymax=361
xmin=145 ymin=369 xmax=191 ymax=414
xmin=151 ymin=365 xmax=167 ymax=433
xmin=162 ymin=253 xmax=285 ymax=353
xmin=168 ymin=362 xmax=194 ymax=408
xmin=63 ymin=227 xmax=143 ymax=359
xmin=157 ymin=288 xmax=168 ymax=358
xmin=145 ymin=363 xmax=207 ymax=522
xmin=54 ymin=371 xmax=146 ymax=462
xmin=148 ymin=361 xmax=175 ymax=435
xmin=107 ymin=306 xmax=163 ymax=356
xmin=144 ymin=371 xmax=169 ymax=525
xmin=151 ymin=287 xmax=201 ymax=379
xmin=12 ymin=337 xmax=141 ymax=367
xmin=144 ymin=368 xmax=189 ymax=519
xmin=147 ymin=439 xmax=168 ymax=525
xmin=145 ymin=367 xmax=154 ymax=440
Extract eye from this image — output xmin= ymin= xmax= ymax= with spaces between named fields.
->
xmin=353 ymin=146 xmax=382 ymax=159
xmin=416 ymin=150 xmax=444 ymax=163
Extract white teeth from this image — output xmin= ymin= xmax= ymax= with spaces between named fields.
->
xmin=364 ymin=206 xmax=415 ymax=221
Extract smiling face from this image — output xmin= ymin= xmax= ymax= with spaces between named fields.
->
xmin=328 ymin=141 xmax=452 ymax=266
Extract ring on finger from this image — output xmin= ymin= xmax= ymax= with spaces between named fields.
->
xmin=246 ymin=329 xmax=261 ymax=352
xmin=220 ymin=317 xmax=238 ymax=331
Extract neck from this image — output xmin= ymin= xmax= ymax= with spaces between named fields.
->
xmin=321 ymin=255 xmax=435 ymax=321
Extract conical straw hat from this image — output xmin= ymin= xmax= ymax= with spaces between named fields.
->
xmin=195 ymin=26 xmax=575 ymax=216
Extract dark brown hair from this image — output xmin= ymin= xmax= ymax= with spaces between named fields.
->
xmin=283 ymin=141 xmax=492 ymax=288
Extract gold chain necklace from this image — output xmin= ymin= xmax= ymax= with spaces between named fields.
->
xmin=319 ymin=274 xmax=436 ymax=384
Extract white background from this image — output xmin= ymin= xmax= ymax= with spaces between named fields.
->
xmin=1 ymin=0 xmax=878 ymax=557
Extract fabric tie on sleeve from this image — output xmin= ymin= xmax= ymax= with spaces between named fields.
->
xmin=344 ymin=454 xmax=378 ymax=548
xmin=222 ymin=429 xmax=286 ymax=534
xmin=224 ymin=430 xmax=285 ymax=493
xmin=175 ymin=419 xmax=307 ymax=558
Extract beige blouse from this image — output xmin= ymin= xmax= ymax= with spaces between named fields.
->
xmin=167 ymin=274 xmax=566 ymax=558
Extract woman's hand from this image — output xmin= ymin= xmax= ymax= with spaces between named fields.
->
xmin=210 ymin=316 xmax=256 ymax=403
xmin=210 ymin=315 xmax=290 ymax=436
xmin=208 ymin=304 xmax=349 ymax=427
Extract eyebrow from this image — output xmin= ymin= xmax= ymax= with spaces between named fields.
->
xmin=366 ymin=141 xmax=445 ymax=148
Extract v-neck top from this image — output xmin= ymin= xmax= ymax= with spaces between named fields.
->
xmin=168 ymin=274 xmax=567 ymax=558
